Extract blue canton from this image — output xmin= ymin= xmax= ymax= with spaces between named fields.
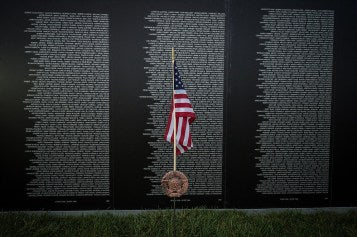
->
xmin=174 ymin=61 xmax=185 ymax=90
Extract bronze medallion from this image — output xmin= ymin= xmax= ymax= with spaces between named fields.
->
xmin=161 ymin=170 xmax=188 ymax=198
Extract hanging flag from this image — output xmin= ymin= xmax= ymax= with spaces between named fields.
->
xmin=164 ymin=61 xmax=196 ymax=155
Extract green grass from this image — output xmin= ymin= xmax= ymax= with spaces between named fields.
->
xmin=0 ymin=209 xmax=356 ymax=237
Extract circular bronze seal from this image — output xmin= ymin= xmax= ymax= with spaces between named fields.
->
xmin=161 ymin=171 xmax=188 ymax=198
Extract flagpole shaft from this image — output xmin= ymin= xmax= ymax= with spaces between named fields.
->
xmin=172 ymin=47 xmax=177 ymax=171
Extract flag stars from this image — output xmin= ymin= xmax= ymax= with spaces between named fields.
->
xmin=173 ymin=61 xmax=185 ymax=90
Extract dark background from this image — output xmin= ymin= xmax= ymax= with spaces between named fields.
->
xmin=225 ymin=0 xmax=357 ymax=208
xmin=0 ymin=0 xmax=356 ymax=210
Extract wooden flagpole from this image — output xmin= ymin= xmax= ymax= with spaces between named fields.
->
xmin=172 ymin=47 xmax=177 ymax=172
xmin=171 ymin=47 xmax=177 ymax=237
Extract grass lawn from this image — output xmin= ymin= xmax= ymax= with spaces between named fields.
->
xmin=0 ymin=209 xmax=356 ymax=237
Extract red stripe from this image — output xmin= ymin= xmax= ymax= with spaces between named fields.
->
xmin=174 ymin=94 xmax=188 ymax=99
xmin=176 ymin=116 xmax=180 ymax=145
xmin=179 ymin=117 xmax=187 ymax=146
xmin=187 ymin=133 xmax=192 ymax=147
xmin=175 ymin=112 xmax=196 ymax=122
xmin=176 ymin=148 xmax=181 ymax=155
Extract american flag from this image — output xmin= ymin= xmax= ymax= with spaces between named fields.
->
xmin=164 ymin=61 xmax=196 ymax=155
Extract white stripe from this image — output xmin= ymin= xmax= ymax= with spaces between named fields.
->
xmin=175 ymin=108 xmax=194 ymax=113
xmin=177 ymin=143 xmax=185 ymax=153
xmin=176 ymin=117 xmax=183 ymax=145
xmin=183 ymin=118 xmax=190 ymax=146
xmin=175 ymin=98 xmax=190 ymax=103
xmin=166 ymin=112 xmax=174 ymax=142
xmin=174 ymin=89 xmax=187 ymax=94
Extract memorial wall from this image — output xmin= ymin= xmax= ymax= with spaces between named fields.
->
xmin=1 ymin=0 xmax=356 ymax=210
